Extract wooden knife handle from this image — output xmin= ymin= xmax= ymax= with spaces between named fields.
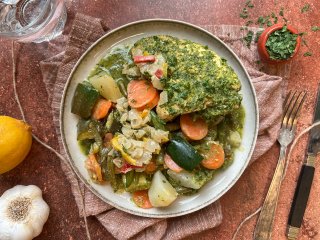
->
xmin=288 ymin=164 xmax=315 ymax=228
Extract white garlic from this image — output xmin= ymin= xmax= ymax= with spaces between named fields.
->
xmin=0 ymin=185 xmax=50 ymax=240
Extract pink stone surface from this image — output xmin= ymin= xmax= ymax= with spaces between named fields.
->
xmin=1 ymin=0 xmax=320 ymax=239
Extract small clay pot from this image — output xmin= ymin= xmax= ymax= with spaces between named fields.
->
xmin=257 ymin=23 xmax=301 ymax=64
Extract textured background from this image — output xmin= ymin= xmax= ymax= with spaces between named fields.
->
xmin=0 ymin=0 xmax=320 ymax=239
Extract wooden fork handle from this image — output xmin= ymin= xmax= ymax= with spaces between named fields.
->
xmin=253 ymin=146 xmax=287 ymax=240
xmin=287 ymin=162 xmax=315 ymax=240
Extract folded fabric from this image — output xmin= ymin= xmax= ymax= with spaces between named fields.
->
xmin=40 ymin=13 xmax=283 ymax=240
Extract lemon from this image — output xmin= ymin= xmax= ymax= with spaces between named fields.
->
xmin=0 ymin=116 xmax=32 ymax=174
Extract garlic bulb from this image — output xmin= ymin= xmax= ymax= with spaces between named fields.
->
xmin=0 ymin=185 xmax=50 ymax=240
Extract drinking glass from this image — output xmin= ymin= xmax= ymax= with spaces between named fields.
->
xmin=0 ymin=0 xmax=67 ymax=43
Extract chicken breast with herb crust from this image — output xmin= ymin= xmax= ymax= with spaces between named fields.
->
xmin=131 ymin=35 xmax=242 ymax=121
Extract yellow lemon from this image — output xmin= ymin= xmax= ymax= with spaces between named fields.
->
xmin=0 ymin=116 xmax=32 ymax=174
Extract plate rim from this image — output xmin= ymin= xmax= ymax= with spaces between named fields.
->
xmin=60 ymin=18 xmax=259 ymax=218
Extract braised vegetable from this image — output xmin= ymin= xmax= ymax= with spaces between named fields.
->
xmin=166 ymin=136 xmax=203 ymax=171
xmin=89 ymin=74 xmax=123 ymax=102
xmin=127 ymin=80 xmax=158 ymax=109
xmin=148 ymin=170 xmax=177 ymax=207
xmin=105 ymin=110 xmax=122 ymax=133
xmin=85 ymin=154 xmax=103 ymax=182
xmin=180 ymin=114 xmax=208 ymax=140
xmin=167 ymin=169 xmax=206 ymax=189
xmin=125 ymin=172 xmax=151 ymax=193
xmin=71 ymin=82 xmax=100 ymax=118
xmin=164 ymin=154 xmax=183 ymax=173
xmin=137 ymin=92 xmax=159 ymax=111
xmin=201 ymin=143 xmax=225 ymax=169
xmin=77 ymin=119 xmax=103 ymax=141
xmin=132 ymin=190 xmax=153 ymax=209
xmin=92 ymin=99 xmax=112 ymax=120
xmin=133 ymin=55 xmax=156 ymax=63
xmin=150 ymin=110 xmax=166 ymax=130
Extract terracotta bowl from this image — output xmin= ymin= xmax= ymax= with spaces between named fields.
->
xmin=257 ymin=23 xmax=301 ymax=64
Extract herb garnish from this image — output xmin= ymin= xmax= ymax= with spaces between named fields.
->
xmin=245 ymin=0 xmax=254 ymax=8
xmin=254 ymin=30 xmax=263 ymax=43
xmin=279 ymin=7 xmax=284 ymax=16
xmin=240 ymin=8 xmax=249 ymax=19
xmin=303 ymin=51 xmax=312 ymax=57
xmin=311 ymin=26 xmax=320 ymax=32
xmin=243 ymin=30 xmax=254 ymax=47
xmin=265 ymin=26 xmax=298 ymax=60
xmin=301 ymin=4 xmax=310 ymax=13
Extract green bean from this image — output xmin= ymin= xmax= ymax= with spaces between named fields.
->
xmin=107 ymin=157 xmax=117 ymax=191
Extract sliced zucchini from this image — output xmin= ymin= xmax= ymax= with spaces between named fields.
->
xmin=166 ymin=136 xmax=203 ymax=171
xmin=71 ymin=82 xmax=99 ymax=119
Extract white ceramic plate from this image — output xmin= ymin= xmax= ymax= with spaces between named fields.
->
xmin=60 ymin=19 xmax=258 ymax=218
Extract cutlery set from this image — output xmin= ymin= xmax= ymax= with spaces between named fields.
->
xmin=254 ymin=85 xmax=320 ymax=240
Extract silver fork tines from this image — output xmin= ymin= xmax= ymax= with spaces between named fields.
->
xmin=282 ymin=91 xmax=307 ymax=131
xmin=254 ymin=91 xmax=307 ymax=240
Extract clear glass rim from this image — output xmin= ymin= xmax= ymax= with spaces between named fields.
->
xmin=0 ymin=0 xmax=59 ymax=38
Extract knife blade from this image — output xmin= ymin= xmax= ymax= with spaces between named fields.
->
xmin=287 ymin=84 xmax=320 ymax=240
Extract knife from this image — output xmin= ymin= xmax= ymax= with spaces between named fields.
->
xmin=287 ymin=84 xmax=320 ymax=240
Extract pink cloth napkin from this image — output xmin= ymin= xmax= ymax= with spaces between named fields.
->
xmin=40 ymin=13 xmax=283 ymax=240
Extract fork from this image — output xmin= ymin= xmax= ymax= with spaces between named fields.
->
xmin=253 ymin=91 xmax=307 ymax=240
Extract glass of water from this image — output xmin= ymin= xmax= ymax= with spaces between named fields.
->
xmin=0 ymin=0 xmax=67 ymax=43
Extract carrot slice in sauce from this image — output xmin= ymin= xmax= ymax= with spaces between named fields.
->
xmin=132 ymin=190 xmax=153 ymax=209
xmin=137 ymin=91 xmax=160 ymax=111
xmin=127 ymin=80 xmax=158 ymax=109
xmin=180 ymin=114 xmax=208 ymax=140
xmin=201 ymin=143 xmax=225 ymax=170
xmin=92 ymin=99 xmax=112 ymax=120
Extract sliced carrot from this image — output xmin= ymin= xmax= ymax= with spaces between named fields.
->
xmin=164 ymin=154 xmax=183 ymax=173
xmin=92 ymin=99 xmax=112 ymax=120
xmin=180 ymin=114 xmax=208 ymax=140
xmin=145 ymin=161 xmax=157 ymax=174
xmin=127 ymin=80 xmax=158 ymax=109
xmin=201 ymin=143 xmax=225 ymax=170
xmin=132 ymin=190 xmax=153 ymax=209
xmin=137 ymin=91 xmax=160 ymax=111
xmin=85 ymin=154 xmax=103 ymax=182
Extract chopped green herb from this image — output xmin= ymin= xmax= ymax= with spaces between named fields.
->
xmin=273 ymin=16 xmax=278 ymax=24
xmin=271 ymin=12 xmax=276 ymax=18
xmin=245 ymin=0 xmax=254 ymax=8
xmin=240 ymin=8 xmax=249 ymax=19
xmin=256 ymin=60 xmax=261 ymax=65
xmin=302 ymin=38 xmax=308 ymax=46
xmin=267 ymin=20 xmax=273 ymax=27
xmin=279 ymin=7 xmax=284 ymax=16
xmin=311 ymin=26 xmax=320 ymax=32
xmin=265 ymin=26 xmax=298 ymax=60
xmin=257 ymin=16 xmax=271 ymax=27
xmin=243 ymin=30 xmax=254 ymax=47
xmin=301 ymin=4 xmax=310 ymax=13
xmin=303 ymin=51 xmax=312 ymax=56
xmin=246 ymin=20 xmax=253 ymax=26
xmin=255 ymin=30 xmax=263 ymax=43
